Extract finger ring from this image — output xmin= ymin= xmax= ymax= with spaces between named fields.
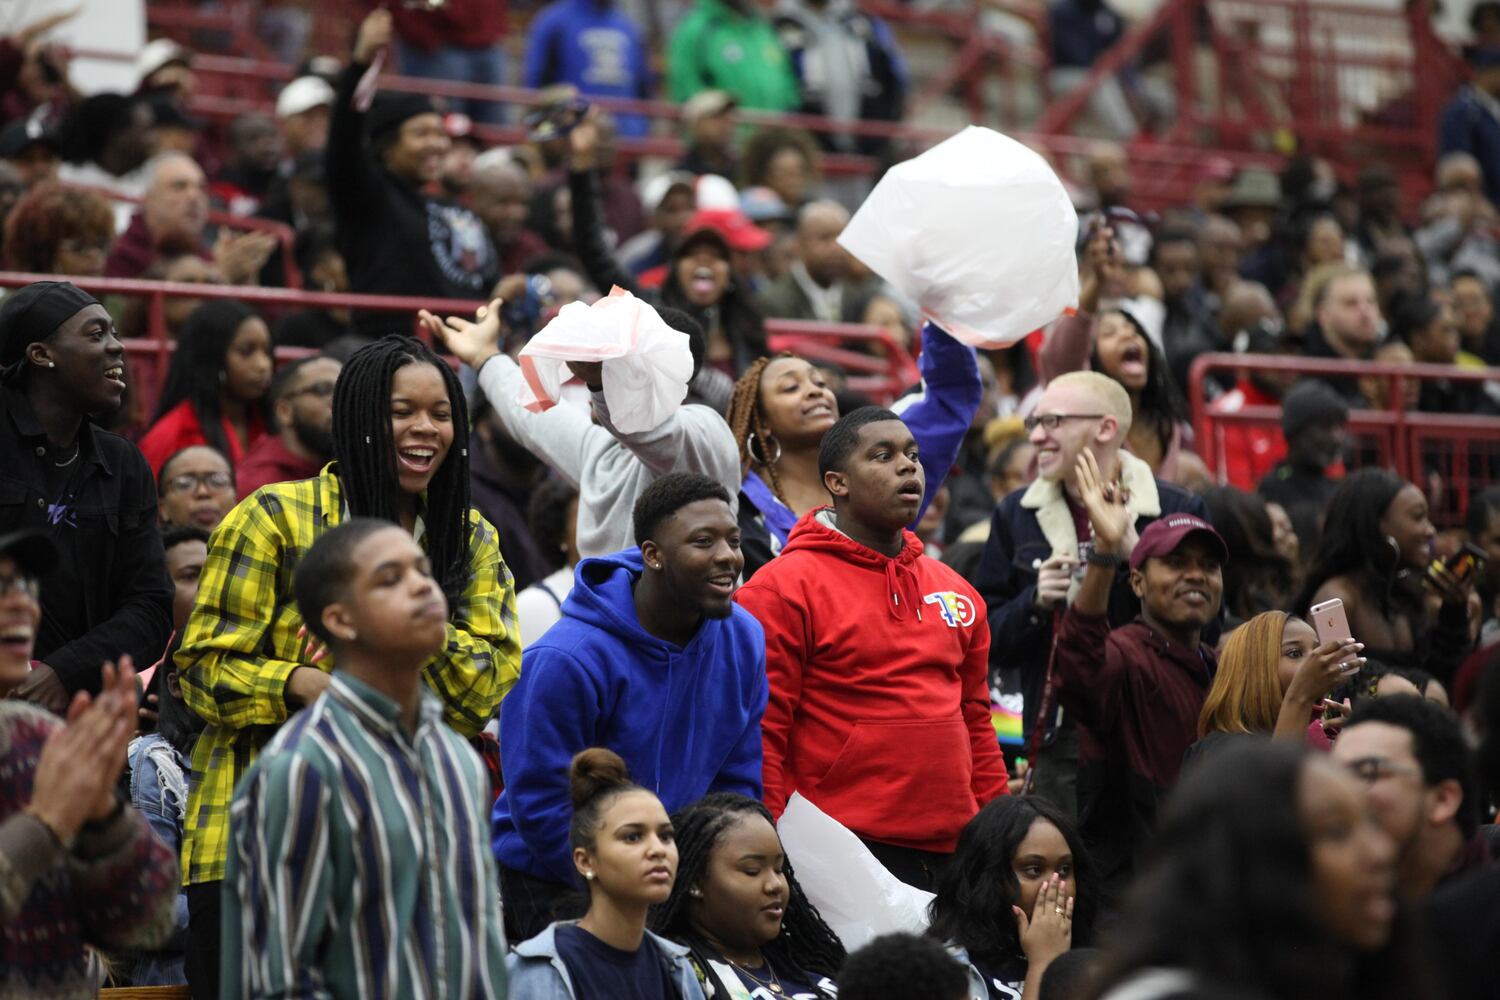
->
xmin=1055 ymin=906 xmax=1064 ymax=915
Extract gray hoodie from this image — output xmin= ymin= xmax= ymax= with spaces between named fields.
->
xmin=506 ymin=921 xmax=707 ymax=1000
xmin=475 ymin=353 xmax=741 ymax=559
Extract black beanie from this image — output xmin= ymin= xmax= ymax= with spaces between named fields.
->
xmin=366 ymin=92 xmax=437 ymax=143
xmin=0 ymin=281 xmax=101 ymax=367
xmin=1280 ymin=379 xmax=1349 ymax=438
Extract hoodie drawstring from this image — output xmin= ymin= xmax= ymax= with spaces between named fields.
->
xmin=885 ymin=558 xmax=923 ymax=622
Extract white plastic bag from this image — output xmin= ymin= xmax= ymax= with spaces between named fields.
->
xmin=776 ymin=793 xmax=935 ymax=950
xmin=517 ymin=287 xmax=693 ymax=434
xmin=838 ymin=125 xmax=1080 ymax=347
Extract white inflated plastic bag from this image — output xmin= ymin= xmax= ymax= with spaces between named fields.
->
xmin=776 ymin=793 xmax=935 ymax=950
xmin=517 ymin=286 xmax=693 ymax=434
xmin=838 ymin=125 xmax=1080 ymax=347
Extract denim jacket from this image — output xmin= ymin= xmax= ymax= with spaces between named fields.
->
xmin=119 ymin=733 xmax=189 ymax=985
xmin=507 ymin=921 xmax=707 ymax=1000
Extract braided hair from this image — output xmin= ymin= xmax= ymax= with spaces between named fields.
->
xmin=331 ymin=335 xmax=473 ymax=608
xmin=650 ymin=793 xmax=846 ymax=983
xmin=726 ymin=354 xmax=794 ymax=503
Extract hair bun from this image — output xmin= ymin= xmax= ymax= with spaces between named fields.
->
xmin=569 ymin=747 xmax=632 ymax=810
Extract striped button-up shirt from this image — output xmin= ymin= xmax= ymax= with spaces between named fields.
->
xmin=178 ymin=464 xmax=521 ymax=885
xmin=222 ymin=673 xmax=508 ymax=1000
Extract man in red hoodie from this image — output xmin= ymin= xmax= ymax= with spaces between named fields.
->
xmin=736 ymin=407 xmax=1008 ymax=890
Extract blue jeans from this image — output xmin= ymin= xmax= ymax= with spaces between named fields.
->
xmin=397 ymin=39 xmax=507 ymax=125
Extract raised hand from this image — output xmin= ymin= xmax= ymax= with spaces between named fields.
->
xmin=1014 ymin=873 xmax=1073 ymax=966
xmin=1075 ymin=449 xmax=1130 ymax=555
xmin=568 ymin=107 xmax=602 ymax=171
xmin=27 ymin=656 xmax=137 ymax=840
xmin=1285 ymin=638 xmax=1364 ymax=709
xmin=418 ymin=298 xmax=504 ymax=370
xmin=354 ymin=8 xmax=393 ymax=64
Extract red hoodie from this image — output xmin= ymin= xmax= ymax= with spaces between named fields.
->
xmin=736 ymin=509 xmax=1008 ymax=853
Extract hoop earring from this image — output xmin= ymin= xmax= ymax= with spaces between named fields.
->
xmin=748 ymin=433 xmax=782 ymax=466
xmin=1386 ymin=535 xmax=1400 ymax=559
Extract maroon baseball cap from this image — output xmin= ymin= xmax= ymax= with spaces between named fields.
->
xmin=1129 ymin=514 xmax=1229 ymax=571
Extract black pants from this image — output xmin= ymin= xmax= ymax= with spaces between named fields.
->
xmin=499 ymin=863 xmax=588 ymax=944
xmin=859 ymin=838 xmax=952 ymax=892
xmin=185 ymin=880 xmax=221 ymax=999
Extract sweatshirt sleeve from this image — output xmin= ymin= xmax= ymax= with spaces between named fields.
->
xmin=1038 ymin=311 xmax=1095 ymax=383
xmin=709 ymin=627 xmax=768 ymax=800
xmin=1053 ymin=607 xmax=1126 ymax=733
xmin=568 ymin=167 xmax=640 ymax=297
xmin=67 ymin=803 xmax=181 ymax=952
xmin=496 ymin=647 xmax=603 ymax=884
xmin=325 ymin=62 xmax=384 ymax=235
xmin=961 ymin=607 xmax=1008 ymax=805
xmin=589 ymin=392 xmax=743 ymax=501
xmin=473 ymin=353 xmax=600 ymax=488
xmin=733 ymin=583 xmax=806 ymax=818
xmin=890 ymin=322 xmax=981 ymax=529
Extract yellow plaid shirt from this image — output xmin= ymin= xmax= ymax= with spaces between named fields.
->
xmin=177 ymin=465 xmax=521 ymax=885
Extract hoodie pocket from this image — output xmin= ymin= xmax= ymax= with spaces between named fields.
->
xmin=812 ymin=717 xmax=977 ymax=838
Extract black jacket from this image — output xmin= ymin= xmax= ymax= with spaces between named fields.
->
xmin=326 ymin=62 xmax=498 ymax=329
xmin=0 ymin=378 xmax=172 ymax=694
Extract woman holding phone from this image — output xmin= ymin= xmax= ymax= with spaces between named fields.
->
xmin=1296 ymin=469 xmax=1476 ymax=690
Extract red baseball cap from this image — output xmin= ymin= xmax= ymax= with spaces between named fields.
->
xmin=1129 ymin=514 xmax=1229 ymax=571
xmin=682 ymin=208 xmax=772 ymax=252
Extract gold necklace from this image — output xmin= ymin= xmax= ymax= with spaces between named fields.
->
xmin=728 ymin=954 xmax=784 ymax=994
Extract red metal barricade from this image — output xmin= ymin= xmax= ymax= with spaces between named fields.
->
xmin=1189 ymin=352 xmax=1500 ymax=527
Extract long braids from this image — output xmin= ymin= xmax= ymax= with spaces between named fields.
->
xmin=651 ymin=794 xmax=846 ymax=983
xmin=726 ymin=354 xmax=793 ymax=505
xmin=331 ymin=335 xmax=473 ymax=608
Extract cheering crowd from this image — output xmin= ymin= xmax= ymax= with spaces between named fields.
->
xmin=2 ymin=3 xmax=1500 ymax=1000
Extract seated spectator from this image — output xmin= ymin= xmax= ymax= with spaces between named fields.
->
xmin=426 ymin=298 xmax=741 ymax=559
xmin=138 ymin=300 xmax=273 ymax=474
xmin=0 ymin=530 xmax=179 ymax=997
xmin=1257 ymin=379 xmax=1349 ymax=554
xmin=1297 ymin=469 xmax=1475 ymax=689
xmin=651 ymin=793 xmax=845 ymax=998
xmin=272 ymin=227 xmax=355 ymax=349
xmin=617 ymin=170 xmax=699 ymax=279
xmin=1191 ymin=610 xmax=1362 ymax=762
xmin=773 ymin=0 xmax=907 ymax=155
xmin=677 ymin=90 xmax=740 ymax=178
xmin=274 ymin=75 xmax=335 ymax=160
xmin=1391 ymin=293 xmax=1491 ymax=414
xmin=134 ymin=38 xmax=193 ymax=108
xmin=0 ymin=116 xmax=61 ymax=188
xmin=470 ymin=152 xmax=552 ymax=275
xmin=737 ymin=408 xmax=1007 ymax=890
xmin=1090 ymin=306 xmax=1190 ymax=482
xmin=210 ymin=112 xmax=283 ymax=215
xmin=1087 ymin=743 xmax=1415 ymax=1000
xmin=104 ymin=152 xmax=277 ymax=284
xmin=176 ymin=335 xmax=520 ymax=997
xmin=468 ymin=394 xmax=551 ymax=592
xmin=1152 ymin=225 xmax=1222 ymax=393
xmin=235 ymin=354 xmax=342 ymax=499
xmin=57 ymin=92 xmax=154 ymax=206
xmin=1449 ymin=269 xmax=1500 ymax=365
xmin=1266 ymin=499 xmax=1299 ymax=567
xmin=1439 ymin=45 xmax=1500 ymax=207
xmin=740 ymin=127 xmax=820 ymax=210
xmin=2 ymin=181 xmax=113 ymax=276
xmin=516 ymin=478 xmax=581 ymax=642
xmin=756 ymin=200 xmax=871 ymax=323
xmin=669 ymin=0 xmax=799 ymax=112
xmin=492 ymin=473 xmax=766 ymax=941
xmin=1302 ymin=266 xmax=1383 ymax=403
xmin=145 ymin=95 xmax=203 ymax=158
xmin=1358 ymin=339 xmax=1423 ymax=412
xmin=840 ymin=933 xmax=971 ymax=1000
xmin=1199 ymin=486 xmax=1294 ymax=625
xmin=328 ymin=10 xmax=499 ymax=330
xmin=223 ymin=518 xmax=508 ymax=998
xmin=523 ymin=0 xmax=651 ymax=137
xmin=1205 ymin=300 xmax=1292 ymax=491
xmin=0 ymin=282 xmax=172 ymax=709
xmin=1278 ymin=212 xmax=1351 ymax=312
xmin=506 ymin=748 xmax=707 ymax=999
xmin=929 ymin=796 xmax=1097 ymax=1000
xmin=118 ymin=252 xmax=226 ymax=342
xmin=1331 ymin=694 xmax=1484 ymax=900
xmin=256 ymin=149 xmax=334 ymax=288
xmin=1053 ymin=456 xmax=1225 ymax=901
xmin=157 ymin=444 xmax=235 ymax=530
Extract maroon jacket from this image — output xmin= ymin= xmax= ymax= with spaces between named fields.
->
xmin=1053 ymin=609 xmax=1215 ymax=899
xmin=235 ymin=435 xmax=323 ymax=500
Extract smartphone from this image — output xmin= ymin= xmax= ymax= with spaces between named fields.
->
xmin=524 ymin=98 xmax=590 ymax=143
xmin=1309 ymin=598 xmax=1354 ymax=646
xmin=1428 ymin=542 xmax=1488 ymax=590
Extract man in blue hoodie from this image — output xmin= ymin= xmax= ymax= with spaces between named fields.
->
xmin=492 ymin=472 xmax=767 ymax=942
xmin=522 ymin=0 xmax=653 ymax=138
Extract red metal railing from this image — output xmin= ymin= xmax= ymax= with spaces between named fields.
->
xmin=1188 ymin=352 xmax=1500 ymax=523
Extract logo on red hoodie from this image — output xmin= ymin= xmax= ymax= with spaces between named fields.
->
xmin=923 ymin=591 xmax=976 ymax=628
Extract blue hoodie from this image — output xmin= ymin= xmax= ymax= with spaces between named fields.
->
xmin=492 ymin=548 xmax=768 ymax=884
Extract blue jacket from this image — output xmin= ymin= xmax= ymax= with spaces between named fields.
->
xmin=523 ymin=0 xmax=652 ymax=138
xmin=1439 ymin=87 xmax=1500 ymax=206
xmin=492 ymin=548 xmax=768 ymax=884
xmin=507 ymin=922 xmax=707 ymax=1000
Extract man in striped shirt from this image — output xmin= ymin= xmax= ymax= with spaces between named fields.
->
xmin=221 ymin=519 xmax=507 ymax=999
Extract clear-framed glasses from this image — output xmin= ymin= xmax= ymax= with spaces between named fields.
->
xmin=0 ymin=574 xmax=41 ymax=601
xmin=164 ymin=471 xmax=233 ymax=494
xmin=1023 ymin=413 xmax=1105 ymax=434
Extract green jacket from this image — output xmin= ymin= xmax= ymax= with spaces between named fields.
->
xmin=668 ymin=0 xmax=800 ymax=111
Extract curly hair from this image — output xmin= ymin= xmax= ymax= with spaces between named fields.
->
xmin=726 ymin=353 xmax=793 ymax=501
xmin=3 ymin=183 xmax=114 ymax=273
xmin=527 ymin=477 xmax=580 ymax=572
xmin=650 ymin=793 xmax=846 ymax=983
xmin=740 ymin=126 xmax=822 ymax=194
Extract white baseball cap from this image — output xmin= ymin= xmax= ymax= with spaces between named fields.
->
xmin=136 ymin=39 xmax=192 ymax=84
xmin=276 ymin=76 xmax=337 ymax=119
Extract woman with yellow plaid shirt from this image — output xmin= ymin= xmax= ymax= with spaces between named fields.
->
xmin=172 ymin=336 xmax=522 ymax=997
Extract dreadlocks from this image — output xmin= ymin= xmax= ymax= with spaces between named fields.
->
xmin=331 ymin=335 xmax=473 ymax=608
xmin=726 ymin=353 xmax=793 ymax=504
xmin=650 ymin=793 xmax=846 ymax=983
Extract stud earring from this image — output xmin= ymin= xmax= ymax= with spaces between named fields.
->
xmin=46 ymin=362 xmax=55 ymax=368
xmin=583 ymin=871 xmax=595 ymax=880
xmin=689 ymin=887 xmax=702 ymax=897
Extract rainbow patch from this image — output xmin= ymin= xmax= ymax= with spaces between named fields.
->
xmin=991 ymin=700 xmax=1025 ymax=747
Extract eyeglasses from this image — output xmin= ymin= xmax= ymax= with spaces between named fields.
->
xmin=287 ymin=380 xmax=337 ymax=400
xmin=0 ymin=574 xmax=40 ymax=601
xmin=164 ymin=471 xmax=233 ymax=494
xmin=1023 ymin=413 xmax=1104 ymax=433
xmin=1343 ymin=756 xmax=1423 ymax=786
